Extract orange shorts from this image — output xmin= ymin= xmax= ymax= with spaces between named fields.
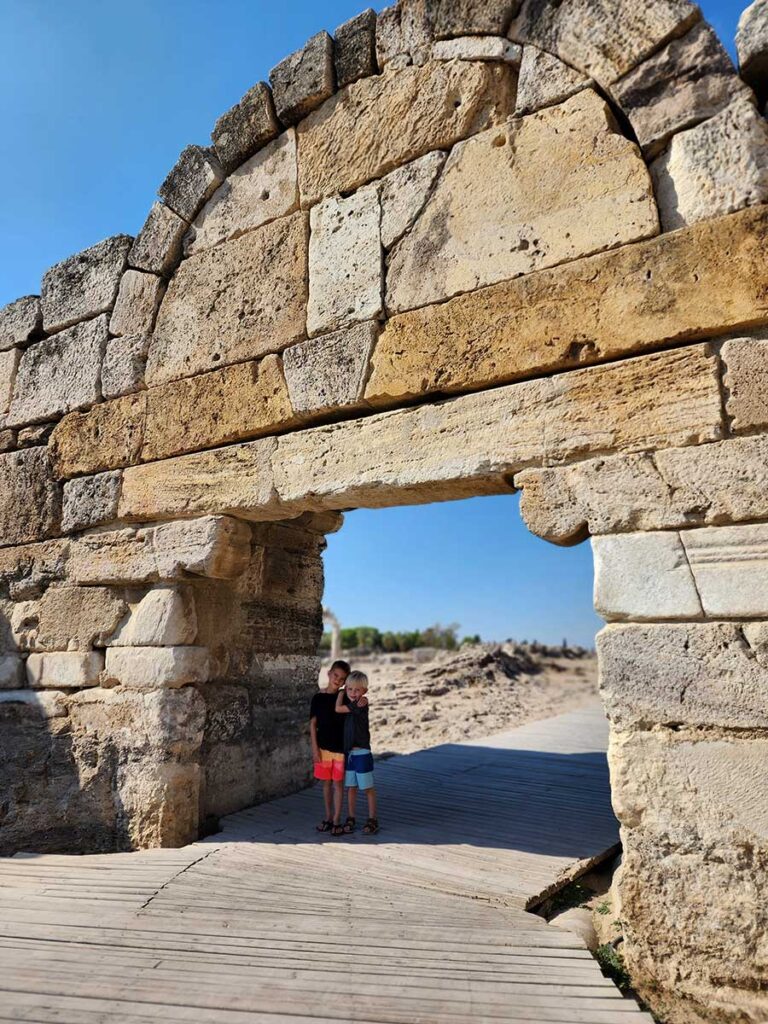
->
xmin=314 ymin=749 xmax=344 ymax=782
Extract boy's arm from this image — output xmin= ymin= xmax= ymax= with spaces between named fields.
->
xmin=309 ymin=717 xmax=321 ymax=762
xmin=335 ymin=690 xmax=350 ymax=714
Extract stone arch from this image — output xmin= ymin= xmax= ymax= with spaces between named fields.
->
xmin=2 ymin=1 xmax=768 ymax=1019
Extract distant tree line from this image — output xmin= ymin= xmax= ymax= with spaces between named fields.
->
xmin=320 ymin=622 xmax=482 ymax=653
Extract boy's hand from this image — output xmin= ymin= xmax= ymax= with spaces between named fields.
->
xmin=358 ymin=695 xmax=369 ymax=708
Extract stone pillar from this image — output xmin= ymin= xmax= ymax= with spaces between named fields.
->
xmin=593 ymin=523 xmax=768 ymax=1023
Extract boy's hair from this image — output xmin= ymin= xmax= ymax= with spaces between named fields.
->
xmin=330 ymin=659 xmax=351 ymax=675
xmin=346 ymin=670 xmax=369 ymax=691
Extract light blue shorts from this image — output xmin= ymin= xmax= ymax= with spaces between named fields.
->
xmin=345 ymin=748 xmax=375 ymax=791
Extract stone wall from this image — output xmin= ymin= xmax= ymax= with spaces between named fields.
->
xmin=3 ymin=1 xmax=768 ymax=1020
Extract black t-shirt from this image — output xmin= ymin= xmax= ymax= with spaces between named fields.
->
xmin=343 ymin=693 xmax=371 ymax=752
xmin=309 ymin=691 xmax=345 ymax=754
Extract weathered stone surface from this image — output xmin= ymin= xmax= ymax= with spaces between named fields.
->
xmin=0 ymin=539 xmax=70 ymax=601
xmin=387 ymin=91 xmax=657 ymax=314
xmin=0 ymin=655 xmax=24 ymax=689
xmin=378 ymin=151 xmax=446 ymax=251
xmin=61 ymin=471 xmax=122 ymax=534
xmin=308 ymin=188 xmax=383 ymax=336
xmin=142 ymin=355 xmax=297 ymax=462
xmin=0 ymin=348 xmax=20 ymax=415
xmin=0 ymin=688 xmax=66 ymax=715
xmin=16 ymin=423 xmax=55 ymax=449
xmin=27 ymin=651 xmax=103 ymax=689
xmin=376 ymin=0 xmax=515 ymax=65
xmin=186 ymin=131 xmax=298 ymax=255
xmin=118 ymin=440 xmax=279 ymax=524
xmin=147 ymin=212 xmax=308 ymax=386
xmin=104 ymin=646 xmax=209 ymax=690
xmin=428 ymin=0 xmax=517 ymax=38
xmin=128 ymin=202 xmax=187 ymax=278
xmin=516 ymin=434 xmax=768 ymax=544
xmin=509 ymin=0 xmax=701 ymax=85
xmin=211 ymin=81 xmax=279 ymax=174
xmin=283 ymin=322 xmax=378 ymax=414
xmin=722 ymin=333 xmax=768 ymax=432
xmin=297 ymin=60 xmax=516 ymax=206
xmin=11 ymin=586 xmax=127 ymax=652
xmin=368 ymin=205 xmax=768 ymax=403
xmin=269 ymin=31 xmax=335 ymax=127
xmin=375 ymin=3 xmax=431 ymax=68
xmin=109 ymin=270 xmax=164 ymax=337
xmin=41 ymin=236 xmax=132 ymax=334
xmin=334 ymin=9 xmax=377 ymax=88
xmin=432 ymin=36 xmax=521 ymax=62
xmin=51 ymin=392 xmax=146 ymax=479
xmin=110 ymin=587 xmax=197 ymax=647
xmin=0 ymin=295 xmax=41 ymax=351
xmin=118 ymin=345 xmax=721 ymax=523
xmin=610 ymin=21 xmax=750 ymax=157
xmin=592 ymin=532 xmax=703 ymax=621
xmin=599 ymin=622 xmax=768 ymax=729
xmin=69 ymin=517 xmax=251 ymax=585
xmin=0 ymin=430 xmax=15 ymax=453
xmin=158 ymin=145 xmax=224 ymax=223
xmin=682 ymin=522 xmax=768 ymax=617
xmin=0 ymin=448 xmax=61 ymax=549
xmin=737 ymin=0 xmax=768 ymax=104
xmin=102 ymin=333 xmax=149 ymax=400
xmin=651 ymin=97 xmax=768 ymax=230
xmin=7 ymin=315 xmax=108 ymax=428
xmin=515 ymin=45 xmax=591 ymax=116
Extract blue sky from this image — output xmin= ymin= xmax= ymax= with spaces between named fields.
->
xmin=0 ymin=0 xmax=746 ymax=645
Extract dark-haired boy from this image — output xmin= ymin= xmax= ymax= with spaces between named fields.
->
xmin=310 ymin=660 xmax=350 ymax=836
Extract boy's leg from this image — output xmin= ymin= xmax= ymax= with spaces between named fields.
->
xmin=347 ymin=786 xmax=358 ymax=819
xmin=323 ymin=779 xmax=333 ymax=821
xmin=366 ymin=787 xmax=377 ymax=820
xmin=332 ymin=778 xmax=343 ymax=825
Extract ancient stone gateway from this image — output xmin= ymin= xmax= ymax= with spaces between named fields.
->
xmin=2 ymin=0 xmax=768 ymax=1018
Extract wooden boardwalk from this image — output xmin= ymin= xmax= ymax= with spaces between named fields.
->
xmin=0 ymin=703 xmax=652 ymax=1023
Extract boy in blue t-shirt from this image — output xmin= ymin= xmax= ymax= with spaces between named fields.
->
xmin=336 ymin=670 xmax=379 ymax=835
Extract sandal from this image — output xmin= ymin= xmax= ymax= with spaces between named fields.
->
xmin=343 ymin=817 xmax=356 ymax=834
xmin=331 ymin=823 xmax=345 ymax=837
xmin=362 ymin=818 xmax=379 ymax=835
xmin=316 ymin=819 xmax=333 ymax=833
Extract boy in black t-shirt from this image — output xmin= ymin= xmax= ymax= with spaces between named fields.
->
xmin=309 ymin=660 xmax=350 ymax=836
xmin=336 ymin=670 xmax=379 ymax=835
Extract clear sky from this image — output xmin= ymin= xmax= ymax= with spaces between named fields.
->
xmin=0 ymin=0 xmax=747 ymax=646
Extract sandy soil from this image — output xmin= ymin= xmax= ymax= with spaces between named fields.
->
xmin=322 ymin=643 xmax=598 ymax=755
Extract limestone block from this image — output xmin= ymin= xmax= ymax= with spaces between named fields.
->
xmin=432 ymin=37 xmax=522 ymax=63
xmin=0 ymin=348 xmax=20 ymax=415
xmin=378 ymin=151 xmax=447 ymax=250
xmin=375 ymin=3 xmax=430 ymax=68
xmin=516 ymin=434 xmax=768 ymax=543
xmin=185 ymin=131 xmax=298 ymax=255
xmin=283 ymin=322 xmax=378 ymax=413
xmin=147 ymin=212 xmax=308 ymax=386
xmin=27 ymin=651 xmax=103 ymax=689
xmin=109 ymin=271 xmax=164 ymax=337
xmin=118 ymin=439 xmax=280 ymax=524
xmin=128 ymin=202 xmax=187 ymax=278
xmin=721 ymin=334 xmax=768 ymax=432
xmin=104 ymin=646 xmax=209 ymax=690
xmin=592 ymin=532 xmax=703 ymax=622
xmin=0 ymin=430 xmax=16 ymax=453
xmin=7 ymin=315 xmax=108 ymax=428
xmin=307 ymin=189 xmax=383 ymax=336
xmin=16 ymin=423 xmax=55 ymax=448
xmin=0 ymin=655 xmax=24 ymax=689
xmin=61 ymin=471 xmax=122 ymax=534
xmin=428 ymin=0 xmax=517 ymax=38
xmin=386 ymin=91 xmax=658 ymax=314
xmin=376 ymin=1 xmax=515 ymax=65
xmin=109 ymin=587 xmax=197 ymax=647
xmin=0 ymin=688 xmax=66 ymax=716
xmin=599 ymin=622 xmax=768 ymax=729
xmin=0 ymin=539 xmax=70 ymax=601
xmin=681 ymin=522 xmax=768 ymax=617
xmin=211 ymin=81 xmax=279 ymax=174
xmin=0 ymin=295 xmax=41 ymax=351
xmin=51 ymin=392 xmax=147 ymax=479
xmin=158 ymin=145 xmax=224 ymax=223
xmin=69 ymin=516 xmax=251 ymax=585
xmin=610 ymin=22 xmax=750 ymax=157
xmin=101 ymin=334 xmax=150 ymax=400
xmin=141 ymin=355 xmax=297 ymax=462
xmin=334 ymin=9 xmax=377 ymax=88
xmin=515 ymin=45 xmax=591 ymax=116
xmin=651 ymin=97 xmax=768 ymax=230
xmin=297 ymin=60 xmax=516 ymax=206
xmin=737 ymin=0 xmax=768 ymax=104
xmin=509 ymin=0 xmax=701 ymax=86
xmin=0 ymin=448 xmax=61 ymax=548
xmin=11 ymin=586 xmax=127 ymax=652
xmin=41 ymin=235 xmax=132 ymax=333
xmin=269 ymin=31 xmax=335 ymax=127
xmin=368 ymin=205 xmax=768 ymax=403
